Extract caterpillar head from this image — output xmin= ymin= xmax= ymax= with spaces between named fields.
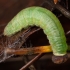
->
xmin=52 ymin=54 xmax=68 ymax=64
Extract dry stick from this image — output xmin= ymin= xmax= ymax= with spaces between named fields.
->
xmin=4 ymin=46 xmax=51 ymax=70
xmin=5 ymin=41 xmax=52 ymax=70
xmin=45 ymin=0 xmax=70 ymax=19
xmin=23 ymin=56 xmax=36 ymax=70
xmin=10 ymin=27 xmax=41 ymax=49
xmin=7 ymin=27 xmax=40 ymax=49
xmin=55 ymin=3 xmax=70 ymax=19
xmin=5 ymin=46 xmax=52 ymax=55
xmin=20 ymin=53 xmax=42 ymax=70
xmin=4 ymin=45 xmax=70 ymax=59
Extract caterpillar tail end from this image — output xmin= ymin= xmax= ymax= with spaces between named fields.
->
xmin=52 ymin=54 xmax=68 ymax=64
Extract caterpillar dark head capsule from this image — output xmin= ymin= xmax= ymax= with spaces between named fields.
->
xmin=52 ymin=54 xmax=68 ymax=64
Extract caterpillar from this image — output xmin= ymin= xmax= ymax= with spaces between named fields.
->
xmin=3 ymin=6 xmax=68 ymax=59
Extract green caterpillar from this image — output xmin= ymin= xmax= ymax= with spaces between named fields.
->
xmin=3 ymin=6 xmax=68 ymax=57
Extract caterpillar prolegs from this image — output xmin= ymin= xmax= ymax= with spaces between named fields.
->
xmin=3 ymin=7 xmax=68 ymax=63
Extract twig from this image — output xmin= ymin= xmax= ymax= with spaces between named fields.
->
xmin=8 ymin=27 xmax=41 ymax=49
xmin=5 ymin=46 xmax=52 ymax=55
xmin=23 ymin=56 xmax=36 ymax=70
xmin=20 ymin=53 xmax=42 ymax=70
xmin=55 ymin=3 xmax=70 ymax=19
xmin=44 ymin=0 xmax=70 ymax=19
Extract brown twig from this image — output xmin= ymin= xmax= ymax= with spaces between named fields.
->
xmin=55 ymin=3 xmax=70 ymax=19
xmin=20 ymin=53 xmax=43 ymax=70
xmin=43 ymin=0 xmax=70 ymax=19
xmin=23 ymin=56 xmax=36 ymax=70
xmin=7 ymin=27 xmax=41 ymax=49
xmin=5 ymin=46 xmax=52 ymax=55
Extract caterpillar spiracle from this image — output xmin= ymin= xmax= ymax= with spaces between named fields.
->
xmin=3 ymin=7 xmax=68 ymax=59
